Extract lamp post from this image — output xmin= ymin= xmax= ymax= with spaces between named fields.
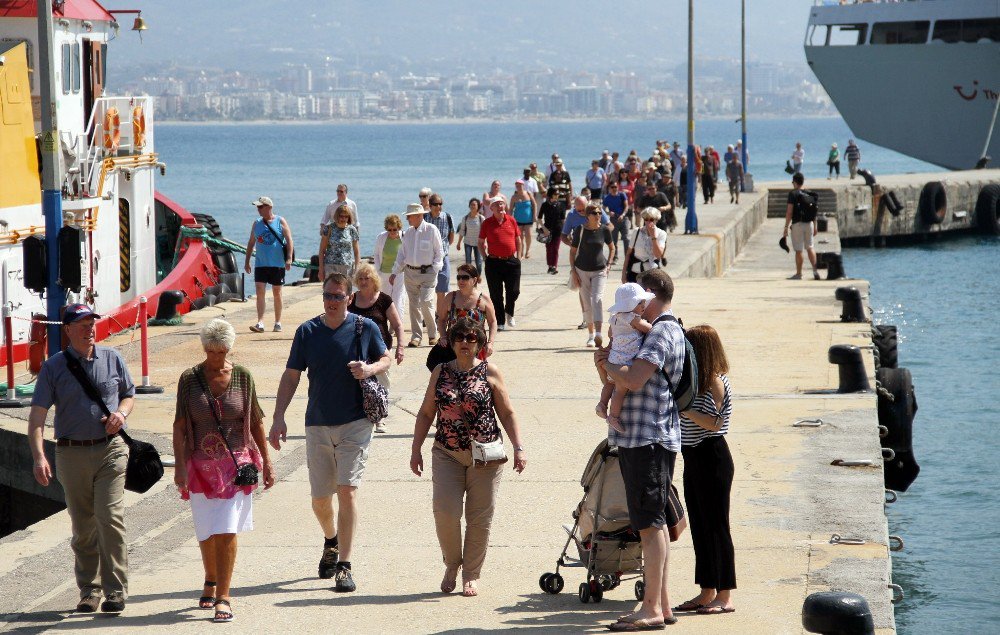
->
xmin=684 ymin=0 xmax=698 ymax=234
xmin=741 ymin=0 xmax=749 ymax=171
xmin=38 ymin=1 xmax=66 ymax=355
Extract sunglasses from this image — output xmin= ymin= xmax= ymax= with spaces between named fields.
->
xmin=337 ymin=189 xmax=346 ymax=193
xmin=456 ymin=274 xmax=473 ymax=281
xmin=453 ymin=333 xmax=479 ymax=344
xmin=419 ymin=194 xmax=429 ymax=198
xmin=587 ymin=211 xmax=600 ymax=216
xmin=430 ymin=202 xmax=442 ymax=206
xmin=322 ymin=292 xmax=348 ymax=302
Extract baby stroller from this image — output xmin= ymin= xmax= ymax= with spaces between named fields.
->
xmin=538 ymin=440 xmax=645 ymax=604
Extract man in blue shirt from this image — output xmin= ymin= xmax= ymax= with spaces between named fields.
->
xmin=424 ymin=192 xmax=455 ymax=312
xmin=602 ymin=182 xmax=630 ymax=264
xmin=269 ymin=273 xmax=389 ymax=593
xmin=29 ymin=304 xmax=135 ymax=614
xmin=244 ymin=196 xmax=295 ymax=334
xmin=585 ymin=160 xmax=607 ymax=200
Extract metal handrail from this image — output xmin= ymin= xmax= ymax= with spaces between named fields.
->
xmin=79 ymin=95 xmax=155 ymax=194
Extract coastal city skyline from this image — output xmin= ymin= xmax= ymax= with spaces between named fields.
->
xmin=107 ymin=0 xmax=829 ymax=121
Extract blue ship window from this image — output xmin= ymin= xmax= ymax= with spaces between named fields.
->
xmin=872 ymin=21 xmax=930 ymax=45
xmin=933 ymin=18 xmax=1000 ymax=44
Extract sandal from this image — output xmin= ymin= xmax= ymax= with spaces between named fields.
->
xmin=199 ymin=581 xmax=217 ymax=609
xmin=462 ymin=580 xmax=478 ymax=597
xmin=213 ymin=599 xmax=234 ymax=623
xmin=672 ymin=599 xmax=707 ymax=612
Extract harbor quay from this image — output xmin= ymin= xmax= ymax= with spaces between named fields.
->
xmin=0 ymin=191 xmax=897 ymax=633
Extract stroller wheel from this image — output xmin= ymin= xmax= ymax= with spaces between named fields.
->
xmin=635 ymin=580 xmax=645 ymax=601
xmin=547 ymin=573 xmax=564 ymax=594
xmin=578 ymin=582 xmax=591 ymax=603
xmin=539 ymin=573 xmax=551 ymax=593
xmin=590 ymin=579 xmax=604 ymax=603
xmin=598 ymin=575 xmax=614 ymax=591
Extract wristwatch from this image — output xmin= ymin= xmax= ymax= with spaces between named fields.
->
xmin=514 ymin=445 xmax=526 ymax=452
xmin=117 ymin=410 xmax=129 ymax=419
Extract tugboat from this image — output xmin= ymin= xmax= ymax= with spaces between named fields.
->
xmin=0 ymin=0 xmax=236 ymax=370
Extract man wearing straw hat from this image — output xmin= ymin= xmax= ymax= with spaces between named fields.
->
xmin=390 ymin=203 xmax=444 ymax=347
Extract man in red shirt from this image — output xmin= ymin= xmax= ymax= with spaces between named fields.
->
xmin=478 ymin=198 xmax=522 ymax=331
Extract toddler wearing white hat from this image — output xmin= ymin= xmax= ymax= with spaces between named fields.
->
xmin=596 ymin=283 xmax=656 ymax=432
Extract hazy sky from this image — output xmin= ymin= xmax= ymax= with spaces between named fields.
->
xmin=108 ymin=0 xmax=811 ymax=73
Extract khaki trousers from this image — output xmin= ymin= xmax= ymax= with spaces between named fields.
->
xmin=55 ymin=436 xmax=129 ymax=599
xmin=431 ymin=443 xmax=503 ymax=581
xmin=404 ymin=269 xmax=437 ymax=342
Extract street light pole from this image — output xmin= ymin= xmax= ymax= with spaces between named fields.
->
xmin=741 ymin=0 xmax=749 ymax=170
xmin=684 ymin=0 xmax=697 ymax=233
xmin=38 ymin=0 xmax=66 ymax=355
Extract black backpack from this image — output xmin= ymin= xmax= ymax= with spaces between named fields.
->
xmin=796 ymin=190 xmax=819 ymax=223
xmin=652 ymin=315 xmax=699 ymax=412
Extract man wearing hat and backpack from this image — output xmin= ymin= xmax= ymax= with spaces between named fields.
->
xmin=28 ymin=304 xmax=136 ymax=614
xmin=390 ymin=203 xmax=444 ymax=347
xmin=245 ymin=196 xmax=295 ymax=333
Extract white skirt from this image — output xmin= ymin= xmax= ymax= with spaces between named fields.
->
xmin=189 ymin=491 xmax=254 ymax=542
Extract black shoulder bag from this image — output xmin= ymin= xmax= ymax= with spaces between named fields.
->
xmin=63 ymin=352 xmax=164 ymax=493
xmin=193 ymin=368 xmax=258 ymax=487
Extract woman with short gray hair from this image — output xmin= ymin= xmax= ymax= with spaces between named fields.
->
xmin=172 ymin=318 xmax=274 ymax=622
xmin=621 ymin=207 xmax=667 ymax=284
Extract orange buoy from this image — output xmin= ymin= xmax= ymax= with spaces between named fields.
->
xmin=103 ymin=107 xmax=121 ymax=151
xmin=132 ymin=105 xmax=146 ymax=149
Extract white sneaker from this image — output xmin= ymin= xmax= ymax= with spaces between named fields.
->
xmin=374 ymin=422 xmax=387 ymax=433
xmin=586 ymin=335 xmax=596 ymax=347
xmin=497 ymin=324 xmax=506 ymax=332
xmin=250 ymin=322 xmax=265 ymax=333
xmin=273 ymin=323 xmax=282 ymax=332
xmin=577 ymin=321 xmax=588 ymax=330
xmin=506 ymin=314 xmax=516 ymax=328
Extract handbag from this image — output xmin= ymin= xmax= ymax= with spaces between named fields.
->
xmin=193 ymin=368 xmax=258 ymax=487
xmin=354 ymin=315 xmax=389 ymax=424
xmin=426 ymin=342 xmax=457 ymax=371
xmin=63 ymin=351 xmax=164 ymax=494
xmin=452 ymin=363 xmax=507 ymax=467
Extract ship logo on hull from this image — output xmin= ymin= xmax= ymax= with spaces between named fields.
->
xmin=954 ymin=80 xmax=979 ymax=101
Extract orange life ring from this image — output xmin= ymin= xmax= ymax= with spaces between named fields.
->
xmin=103 ymin=107 xmax=121 ymax=151
xmin=132 ymin=105 xmax=146 ymax=149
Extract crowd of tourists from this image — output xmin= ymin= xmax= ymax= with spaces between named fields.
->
xmin=27 ymin=140 xmax=748 ymax=629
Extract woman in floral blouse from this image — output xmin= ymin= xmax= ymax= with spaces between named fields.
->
xmin=409 ymin=317 xmax=526 ymax=597
xmin=319 ymin=203 xmax=360 ymax=280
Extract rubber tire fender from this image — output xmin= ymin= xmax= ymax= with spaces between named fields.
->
xmin=192 ymin=213 xmax=229 ymax=255
xmin=872 ymin=324 xmax=898 ymax=369
xmin=876 ymin=367 xmax=917 ymax=453
xmin=975 ymin=183 xmax=1000 ymax=235
xmin=918 ymin=181 xmax=947 ymax=225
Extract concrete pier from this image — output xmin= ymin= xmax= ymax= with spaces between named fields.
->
xmin=0 ymin=192 xmax=896 ymax=633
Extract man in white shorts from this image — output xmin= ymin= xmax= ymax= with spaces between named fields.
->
xmin=782 ymin=172 xmax=820 ymax=280
xmin=269 ymin=273 xmax=390 ymax=592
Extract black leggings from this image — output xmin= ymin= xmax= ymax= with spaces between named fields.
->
xmin=702 ymin=178 xmax=716 ymax=202
xmin=828 ymin=160 xmax=840 ymax=177
xmin=681 ymin=435 xmax=736 ymax=590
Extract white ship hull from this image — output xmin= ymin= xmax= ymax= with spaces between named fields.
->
xmin=805 ymin=0 xmax=1000 ymax=170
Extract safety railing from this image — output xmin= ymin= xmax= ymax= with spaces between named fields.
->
xmin=79 ymin=95 xmax=155 ymax=195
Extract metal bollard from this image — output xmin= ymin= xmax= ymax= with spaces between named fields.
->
xmin=828 ymin=344 xmax=872 ymax=392
xmin=802 ymin=591 xmax=875 ymax=635
xmin=834 ymin=287 xmax=866 ymax=322
xmin=825 ymin=253 xmax=846 ymax=280
xmin=155 ymin=290 xmax=184 ymax=321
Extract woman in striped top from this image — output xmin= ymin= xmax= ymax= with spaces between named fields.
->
xmin=674 ymin=324 xmax=737 ymax=616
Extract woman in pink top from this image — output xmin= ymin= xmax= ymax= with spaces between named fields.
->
xmin=172 ymin=319 xmax=275 ymax=622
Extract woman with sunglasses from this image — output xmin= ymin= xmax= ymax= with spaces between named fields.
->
xmin=410 ymin=317 xmax=527 ymax=597
xmin=570 ymin=202 xmax=615 ymax=348
xmin=374 ymin=214 xmax=406 ymax=316
xmin=318 ymin=203 xmax=360 ymax=282
xmin=427 ymin=264 xmax=497 ymax=369
xmin=621 ymin=207 xmax=667 ymax=284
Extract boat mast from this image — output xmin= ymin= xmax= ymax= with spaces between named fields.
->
xmin=38 ymin=0 xmax=66 ymax=355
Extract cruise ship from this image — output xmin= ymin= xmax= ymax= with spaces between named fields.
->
xmin=805 ymin=0 xmax=1000 ymax=170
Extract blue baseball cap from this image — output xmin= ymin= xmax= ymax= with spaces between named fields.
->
xmin=62 ymin=304 xmax=101 ymax=325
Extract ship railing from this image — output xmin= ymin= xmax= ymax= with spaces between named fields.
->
xmin=79 ymin=95 xmax=156 ymax=196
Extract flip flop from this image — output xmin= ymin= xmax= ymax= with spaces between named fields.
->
xmin=213 ymin=599 xmax=234 ymax=623
xmin=697 ymin=605 xmax=735 ymax=615
xmin=672 ymin=599 xmax=707 ymax=612
xmin=608 ymin=618 xmax=667 ymax=631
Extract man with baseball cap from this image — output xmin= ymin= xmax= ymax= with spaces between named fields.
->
xmin=245 ymin=196 xmax=295 ymax=333
xmin=390 ymin=203 xmax=444 ymax=347
xmin=28 ymin=304 xmax=136 ymax=614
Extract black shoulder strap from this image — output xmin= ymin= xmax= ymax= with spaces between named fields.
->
xmin=261 ymin=216 xmax=285 ymax=246
xmin=64 ymin=352 xmax=112 ymax=417
xmin=193 ymin=367 xmax=241 ymax=471
xmin=651 ymin=314 xmax=681 ymax=391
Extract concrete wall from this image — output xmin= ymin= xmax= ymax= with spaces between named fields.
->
xmin=0 ymin=429 xmax=63 ymax=504
xmin=674 ymin=190 xmax=768 ymax=278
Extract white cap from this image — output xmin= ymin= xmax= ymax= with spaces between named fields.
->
xmin=405 ymin=203 xmax=425 ymax=216
xmin=251 ymin=196 xmax=273 ymax=207
xmin=608 ymin=283 xmax=655 ymax=314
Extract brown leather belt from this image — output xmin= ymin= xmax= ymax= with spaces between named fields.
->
xmin=56 ymin=434 xmax=116 ymax=447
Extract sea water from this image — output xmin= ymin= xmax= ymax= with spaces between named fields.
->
xmin=153 ymin=117 xmax=996 ymax=633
